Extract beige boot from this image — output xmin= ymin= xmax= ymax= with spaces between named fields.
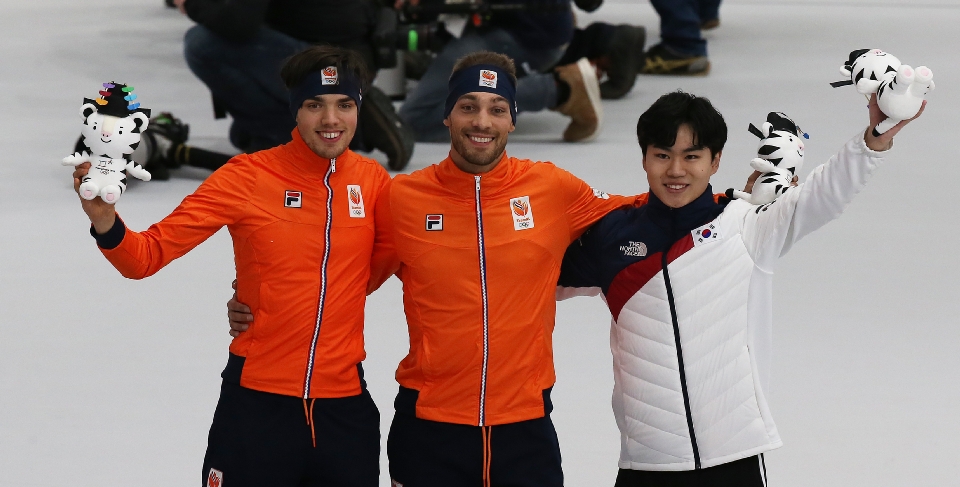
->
xmin=553 ymin=58 xmax=603 ymax=142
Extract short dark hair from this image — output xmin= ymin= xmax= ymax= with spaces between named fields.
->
xmin=280 ymin=45 xmax=371 ymax=90
xmin=451 ymin=51 xmax=518 ymax=85
xmin=636 ymin=91 xmax=727 ymax=157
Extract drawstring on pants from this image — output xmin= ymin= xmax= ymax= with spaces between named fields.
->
xmin=303 ymin=398 xmax=317 ymax=448
xmin=481 ymin=426 xmax=492 ymax=487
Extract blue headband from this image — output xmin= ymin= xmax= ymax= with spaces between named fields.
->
xmin=288 ymin=66 xmax=363 ymax=117
xmin=444 ymin=64 xmax=518 ymax=125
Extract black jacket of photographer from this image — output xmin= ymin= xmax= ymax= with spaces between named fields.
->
xmin=183 ymin=0 xmax=379 ymax=46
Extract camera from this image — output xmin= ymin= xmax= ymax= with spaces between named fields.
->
xmin=372 ymin=0 xmax=593 ymax=70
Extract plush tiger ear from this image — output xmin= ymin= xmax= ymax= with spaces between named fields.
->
xmin=129 ymin=112 xmax=150 ymax=133
xmin=761 ymin=122 xmax=773 ymax=137
xmin=81 ymin=101 xmax=97 ymax=121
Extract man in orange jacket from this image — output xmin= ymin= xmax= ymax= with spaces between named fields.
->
xmin=373 ymin=51 xmax=641 ymax=487
xmin=73 ymin=46 xmax=389 ymax=487
xmin=229 ymin=50 xmax=639 ymax=485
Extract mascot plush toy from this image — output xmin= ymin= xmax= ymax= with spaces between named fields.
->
xmin=62 ymin=82 xmax=152 ymax=204
xmin=726 ymin=112 xmax=807 ymax=206
xmin=831 ymin=49 xmax=934 ymax=135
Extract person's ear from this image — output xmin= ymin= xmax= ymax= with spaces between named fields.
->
xmin=508 ymin=121 xmax=515 ymax=133
xmin=711 ymin=150 xmax=721 ymax=175
xmin=443 ymin=117 xmax=451 ymax=127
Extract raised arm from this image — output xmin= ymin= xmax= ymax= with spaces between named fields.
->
xmin=742 ymin=95 xmax=925 ymax=270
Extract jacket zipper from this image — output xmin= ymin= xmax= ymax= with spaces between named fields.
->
xmin=662 ymin=225 xmax=701 ymax=469
xmin=303 ymin=157 xmax=336 ymax=398
xmin=474 ymin=175 xmax=490 ymax=426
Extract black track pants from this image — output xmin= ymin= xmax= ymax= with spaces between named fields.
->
xmin=201 ymin=380 xmax=379 ymax=487
xmin=614 ymin=455 xmax=768 ymax=487
xmin=387 ymin=412 xmax=563 ymax=487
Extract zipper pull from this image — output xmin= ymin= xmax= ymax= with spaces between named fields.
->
xmin=331 ymin=157 xmax=337 ymax=173
xmin=475 ymin=175 xmax=481 ymax=191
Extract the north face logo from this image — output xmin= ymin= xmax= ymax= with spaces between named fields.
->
xmin=620 ymin=241 xmax=647 ymax=257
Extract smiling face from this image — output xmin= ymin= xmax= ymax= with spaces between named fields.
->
xmin=80 ymin=106 xmax=148 ymax=159
xmin=642 ymin=124 xmax=720 ymax=208
xmin=296 ymin=94 xmax=358 ymax=160
xmin=444 ymin=92 xmax=515 ymax=174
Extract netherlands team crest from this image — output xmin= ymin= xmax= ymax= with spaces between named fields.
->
xmin=509 ymin=196 xmax=534 ymax=230
xmin=206 ymin=468 xmax=223 ymax=487
xmin=322 ymin=66 xmax=339 ymax=85
xmin=347 ymin=185 xmax=365 ymax=218
xmin=479 ymin=69 xmax=498 ymax=88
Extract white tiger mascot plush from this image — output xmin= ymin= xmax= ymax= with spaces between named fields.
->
xmin=830 ymin=49 xmax=934 ymax=135
xmin=62 ymin=82 xmax=152 ymax=204
xmin=830 ymin=48 xmax=901 ymax=94
xmin=873 ymin=64 xmax=934 ymax=135
xmin=726 ymin=112 xmax=806 ymax=206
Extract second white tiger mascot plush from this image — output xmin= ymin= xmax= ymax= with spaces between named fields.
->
xmin=62 ymin=82 xmax=152 ymax=204
xmin=830 ymin=49 xmax=934 ymax=136
xmin=727 ymin=112 xmax=806 ymax=206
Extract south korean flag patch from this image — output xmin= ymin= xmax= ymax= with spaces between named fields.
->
xmin=691 ymin=221 xmax=722 ymax=247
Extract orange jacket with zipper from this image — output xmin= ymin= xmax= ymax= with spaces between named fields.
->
xmin=98 ymin=130 xmax=390 ymax=399
xmin=370 ymin=153 xmax=638 ymax=426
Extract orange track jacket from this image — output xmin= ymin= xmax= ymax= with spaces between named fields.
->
xmin=370 ymin=154 xmax=638 ymax=426
xmin=98 ymin=130 xmax=390 ymax=399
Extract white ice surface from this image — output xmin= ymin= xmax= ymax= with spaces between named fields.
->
xmin=2 ymin=0 xmax=959 ymax=485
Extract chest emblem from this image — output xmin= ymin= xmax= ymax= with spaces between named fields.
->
xmin=284 ymin=190 xmax=302 ymax=208
xmin=620 ymin=241 xmax=647 ymax=257
xmin=426 ymin=214 xmax=443 ymax=231
xmin=347 ymin=185 xmax=365 ymax=218
xmin=510 ymin=196 xmax=534 ymax=231
xmin=692 ymin=221 xmax=722 ymax=247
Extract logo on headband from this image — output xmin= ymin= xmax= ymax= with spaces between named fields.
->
xmin=479 ymin=70 xmax=498 ymax=89
xmin=322 ymin=66 xmax=339 ymax=85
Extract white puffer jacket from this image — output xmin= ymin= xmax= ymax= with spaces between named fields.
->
xmin=559 ymin=132 xmax=887 ymax=471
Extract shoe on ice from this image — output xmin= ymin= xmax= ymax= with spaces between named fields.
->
xmin=641 ymin=43 xmax=710 ymax=76
xmin=599 ymin=25 xmax=646 ymax=100
xmin=146 ymin=112 xmax=190 ymax=168
xmin=360 ymin=86 xmax=415 ymax=171
xmin=553 ymin=58 xmax=603 ymax=142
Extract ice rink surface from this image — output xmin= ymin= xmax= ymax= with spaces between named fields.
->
xmin=1 ymin=0 xmax=958 ymax=485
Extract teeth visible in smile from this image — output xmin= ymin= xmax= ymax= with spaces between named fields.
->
xmin=667 ymin=184 xmax=686 ymax=190
xmin=321 ymin=132 xmax=340 ymax=139
xmin=470 ymin=136 xmax=492 ymax=143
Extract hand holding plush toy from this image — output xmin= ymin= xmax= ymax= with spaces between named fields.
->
xmin=726 ymin=112 xmax=807 ymax=206
xmin=831 ymin=49 xmax=934 ymax=136
xmin=62 ymin=82 xmax=152 ymax=204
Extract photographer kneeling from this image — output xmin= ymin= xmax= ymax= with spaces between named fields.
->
xmin=178 ymin=0 xmax=415 ymax=169
xmin=397 ymin=0 xmax=604 ymax=143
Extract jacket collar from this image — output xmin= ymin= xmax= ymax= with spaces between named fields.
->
xmin=281 ymin=128 xmax=354 ymax=179
xmin=646 ymin=185 xmax=724 ymax=237
xmin=435 ymin=151 xmax=514 ymax=198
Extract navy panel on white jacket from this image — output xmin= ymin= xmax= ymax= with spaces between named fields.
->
xmin=558 ymin=132 xmax=887 ymax=471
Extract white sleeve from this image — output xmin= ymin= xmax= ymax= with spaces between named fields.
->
xmin=740 ymin=129 xmax=888 ymax=271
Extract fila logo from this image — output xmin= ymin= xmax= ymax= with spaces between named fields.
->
xmin=321 ymin=66 xmax=338 ymax=85
xmin=347 ymin=185 xmax=365 ymax=218
xmin=510 ymin=196 xmax=534 ymax=231
xmin=284 ymin=190 xmax=302 ymax=208
xmin=479 ymin=69 xmax=498 ymax=88
xmin=592 ymin=187 xmax=610 ymax=199
xmin=691 ymin=221 xmax=722 ymax=247
xmin=426 ymin=214 xmax=443 ymax=231
xmin=620 ymin=241 xmax=647 ymax=257
xmin=206 ymin=468 xmax=223 ymax=487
